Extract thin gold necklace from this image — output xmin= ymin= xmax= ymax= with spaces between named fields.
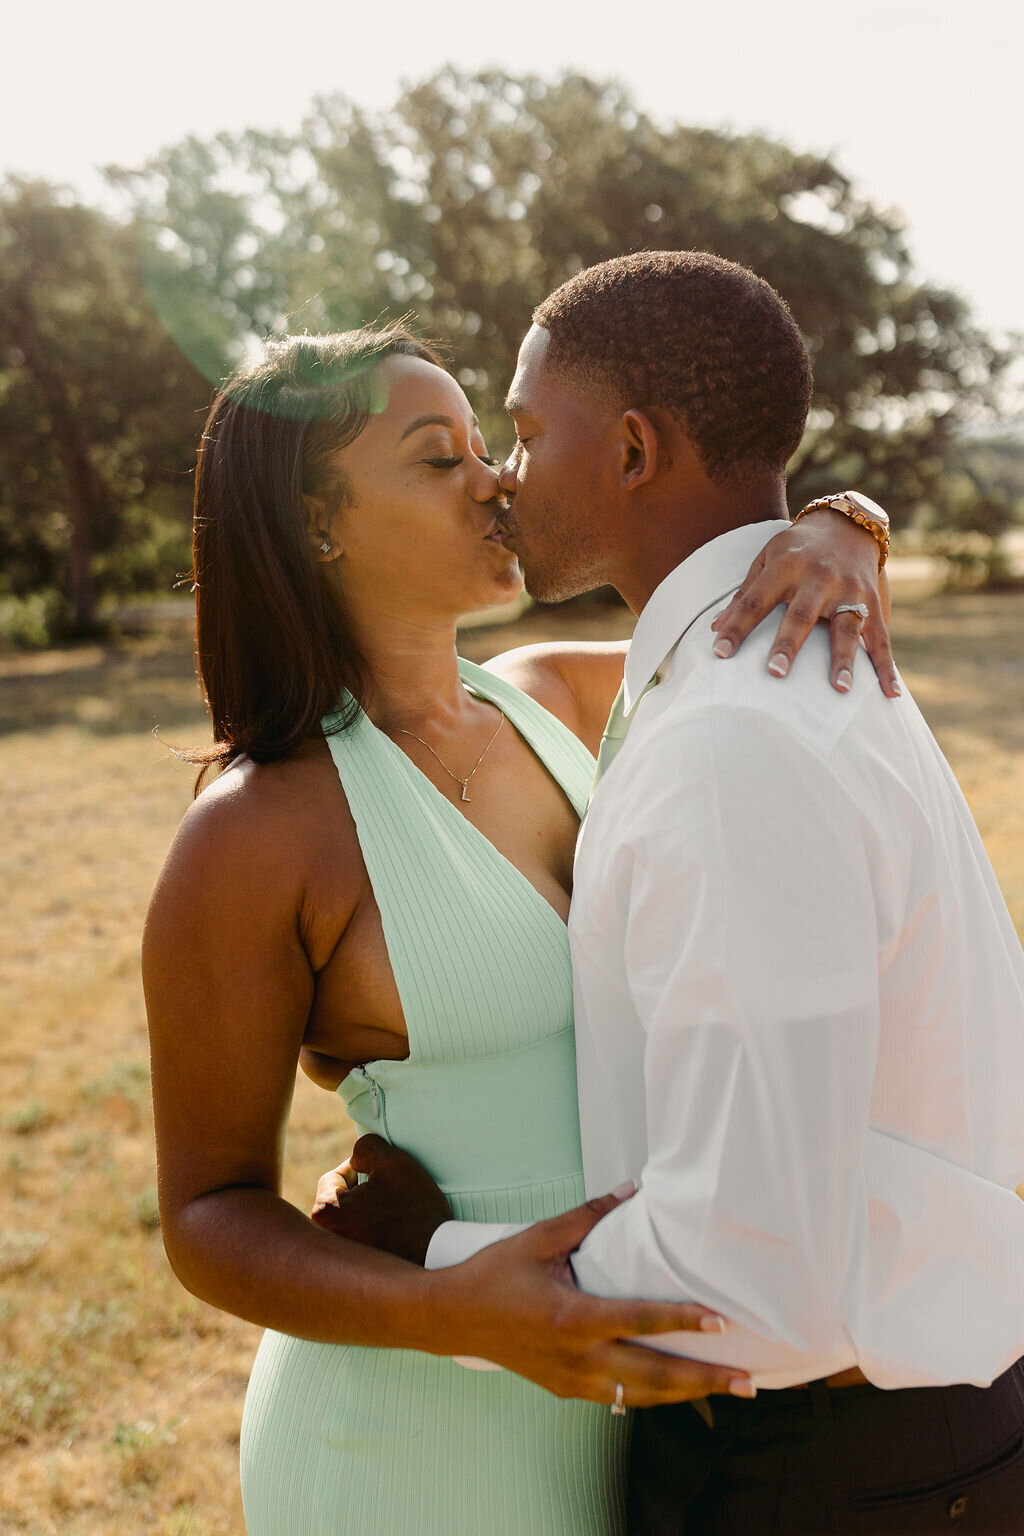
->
xmin=395 ymin=704 xmax=505 ymax=803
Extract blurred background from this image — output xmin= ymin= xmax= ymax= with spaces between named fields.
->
xmin=2 ymin=3 xmax=1023 ymax=1532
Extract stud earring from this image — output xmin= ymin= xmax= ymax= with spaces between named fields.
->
xmin=320 ymin=541 xmax=331 ymax=555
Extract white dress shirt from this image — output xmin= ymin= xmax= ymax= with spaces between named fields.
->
xmin=428 ymin=520 xmax=1024 ymax=1389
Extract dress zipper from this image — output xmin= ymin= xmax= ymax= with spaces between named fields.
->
xmin=352 ymin=1066 xmax=388 ymax=1139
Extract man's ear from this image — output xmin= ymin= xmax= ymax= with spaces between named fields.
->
xmin=304 ymin=494 xmax=340 ymax=562
xmin=618 ymin=409 xmax=665 ymax=490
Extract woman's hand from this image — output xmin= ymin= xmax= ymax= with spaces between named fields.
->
xmin=710 ymin=508 xmax=900 ymax=698
xmin=432 ymin=1194 xmax=752 ymax=1407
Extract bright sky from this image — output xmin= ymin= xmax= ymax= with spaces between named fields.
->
xmin=5 ymin=0 xmax=1023 ymax=336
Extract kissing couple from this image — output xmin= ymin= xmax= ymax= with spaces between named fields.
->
xmin=145 ymin=250 xmax=1024 ymax=1534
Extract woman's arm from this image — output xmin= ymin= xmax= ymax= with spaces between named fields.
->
xmin=143 ymin=770 xmax=431 ymax=1348
xmin=143 ymin=768 xmax=746 ymax=1402
xmin=484 ymin=641 xmax=626 ymax=756
xmin=486 ymin=506 xmax=896 ymax=751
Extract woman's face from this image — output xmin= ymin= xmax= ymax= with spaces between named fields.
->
xmin=321 ymin=355 xmax=521 ymax=624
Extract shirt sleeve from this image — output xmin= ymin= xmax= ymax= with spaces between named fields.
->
xmin=424 ymin=1219 xmax=531 ymax=1374
xmin=571 ymin=704 xmax=880 ymax=1383
xmin=424 ymin=1219 xmax=529 ymax=1270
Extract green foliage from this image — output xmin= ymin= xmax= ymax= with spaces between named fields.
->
xmin=927 ymin=533 xmax=1019 ymax=592
xmin=1 ymin=71 xmax=1020 ymax=644
xmin=1 ymin=1098 xmax=51 ymax=1135
xmin=113 ymin=69 xmax=1016 ymax=512
xmin=0 ymin=180 xmax=207 ymax=640
xmin=0 ymin=590 xmax=69 ymax=649
xmin=920 ymin=430 xmax=1024 ymax=589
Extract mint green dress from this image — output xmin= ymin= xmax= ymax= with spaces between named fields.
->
xmin=239 ymin=659 xmax=629 ymax=1535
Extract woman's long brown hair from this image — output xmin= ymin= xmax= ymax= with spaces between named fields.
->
xmin=182 ymin=326 xmax=446 ymax=792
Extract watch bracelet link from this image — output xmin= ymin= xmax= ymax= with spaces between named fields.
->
xmin=793 ymin=494 xmax=890 ymax=569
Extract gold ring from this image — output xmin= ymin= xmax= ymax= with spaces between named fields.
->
xmin=611 ymin=1381 xmax=627 ymax=1416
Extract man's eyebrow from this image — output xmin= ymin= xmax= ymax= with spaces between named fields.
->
xmin=398 ymin=413 xmax=480 ymax=442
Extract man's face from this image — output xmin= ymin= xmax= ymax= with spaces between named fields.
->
xmin=498 ymin=324 xmax=618 ymax=603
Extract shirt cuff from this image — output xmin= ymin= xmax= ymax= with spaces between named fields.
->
xmin=424 ymin=1219 xmax=530 ymax=1270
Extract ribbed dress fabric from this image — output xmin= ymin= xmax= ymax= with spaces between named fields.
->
xmin=239 ymin=657 xmax=629 ymax=1535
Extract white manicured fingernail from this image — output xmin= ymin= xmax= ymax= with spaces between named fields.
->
xmin=891 ymin=678 xmax=902 ymax=696
xmin=729 ymin=1377 xmax=757 ymax=1398
xmin=835 ymin=668 xmax=852 ymax=692
xmin=612 ymin=1180 xmax=636 ymax=1200
xmin=713 ymin=637 xmax=734 ymax=659
xmin=768 ymin=653 xmax=790 ymax=677
xmin=700 ymin=1315 xmax=728 ymax=1333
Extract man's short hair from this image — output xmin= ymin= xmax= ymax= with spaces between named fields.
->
xmin=532 ymin=251 xmax=812 ymax=484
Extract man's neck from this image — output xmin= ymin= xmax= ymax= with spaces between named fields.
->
xmin=610 ymin=482 xmax=789 ymax=615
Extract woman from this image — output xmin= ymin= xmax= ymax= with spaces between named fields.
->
xmin=143 ymin=325 xmax=891 ymax=1534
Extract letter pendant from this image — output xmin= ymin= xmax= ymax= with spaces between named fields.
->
xmin=460 ymin=781 xmax=471 ymax=802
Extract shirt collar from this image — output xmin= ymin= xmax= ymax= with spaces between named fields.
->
xmin=623 ymin=520 xmax=792 ymax=712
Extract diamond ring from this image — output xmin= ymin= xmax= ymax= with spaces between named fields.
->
xmin=831 ymin=603 xmax=870 ymax=623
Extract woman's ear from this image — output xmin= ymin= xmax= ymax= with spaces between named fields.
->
xmin=619 ymin=409 xmax=664 ymax=490
xmin=304 ymin=494 xmax=340 ymax=562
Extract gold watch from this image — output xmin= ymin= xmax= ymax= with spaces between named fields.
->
xmin=793 ymin=491 xmax=891 ymax=568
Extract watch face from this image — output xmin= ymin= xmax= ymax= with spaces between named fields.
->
xmin=845 ymin=491 xmax=890 ymax=527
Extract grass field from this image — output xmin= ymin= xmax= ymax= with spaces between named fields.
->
xmin=2 ymin=588 xmax=1023 ymax=1535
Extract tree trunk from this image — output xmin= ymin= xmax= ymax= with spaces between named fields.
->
xmin=57 ymin=419 xmax=100 ymax=634
xmin=8 ymin=290 xmax=103 ymax=633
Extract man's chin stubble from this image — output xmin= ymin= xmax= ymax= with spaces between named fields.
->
xmin=522 ymin=567 xmax=597 ymax=604
xmin=519 ymin=542 xmax=602 ymax=605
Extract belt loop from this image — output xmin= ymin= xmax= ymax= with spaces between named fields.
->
xmin=808 ymin=1379 xmax=833 ymax=1421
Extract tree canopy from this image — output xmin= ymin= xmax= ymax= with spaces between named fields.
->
xmin=1 ymin=69 xmax=1019 ymax=640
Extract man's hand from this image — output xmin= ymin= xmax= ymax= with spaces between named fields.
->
xmin=424 ymin=1194 xmax=752 ymax=1408
xmin=710 ymin=508 xmax=899 ymax=698
xmin=311 ymin=1134 xmax=453 ymax=1266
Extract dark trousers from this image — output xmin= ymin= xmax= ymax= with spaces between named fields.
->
xmin=627 ymin=1361 xmax=1024 ymax=1534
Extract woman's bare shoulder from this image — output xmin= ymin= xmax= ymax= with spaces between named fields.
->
xmin=152 ymin=739 xmax=357 ymax=918
xmin=483 ymin=641 xmax=627 ymax=754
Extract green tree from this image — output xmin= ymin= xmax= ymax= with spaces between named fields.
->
xmin=112 ymin=69 xmax=1013 ymax=524
xmin=0 ymin=180 xmax=205 ymax=637
xmin=3 ymin=71 xmax=1016 ymax=645
xmin=920 ymin=428 xmax=1024 ymax=589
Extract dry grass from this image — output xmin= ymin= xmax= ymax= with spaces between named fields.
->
xmin=1 ymin=590 xmax=1022 ymax=1534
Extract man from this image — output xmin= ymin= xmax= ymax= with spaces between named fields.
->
xmin=321 ymin=253 xmax=1024 ymax=1530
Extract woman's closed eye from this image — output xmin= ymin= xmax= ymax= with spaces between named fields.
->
xmin=423 ymin=454 xmax=499 ymax=469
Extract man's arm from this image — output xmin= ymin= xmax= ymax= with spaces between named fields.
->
xmin=568 ymin=703 xmax=879 ymax=1383
xmin=569 ymin=698 xmax=1024 ymax=1388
